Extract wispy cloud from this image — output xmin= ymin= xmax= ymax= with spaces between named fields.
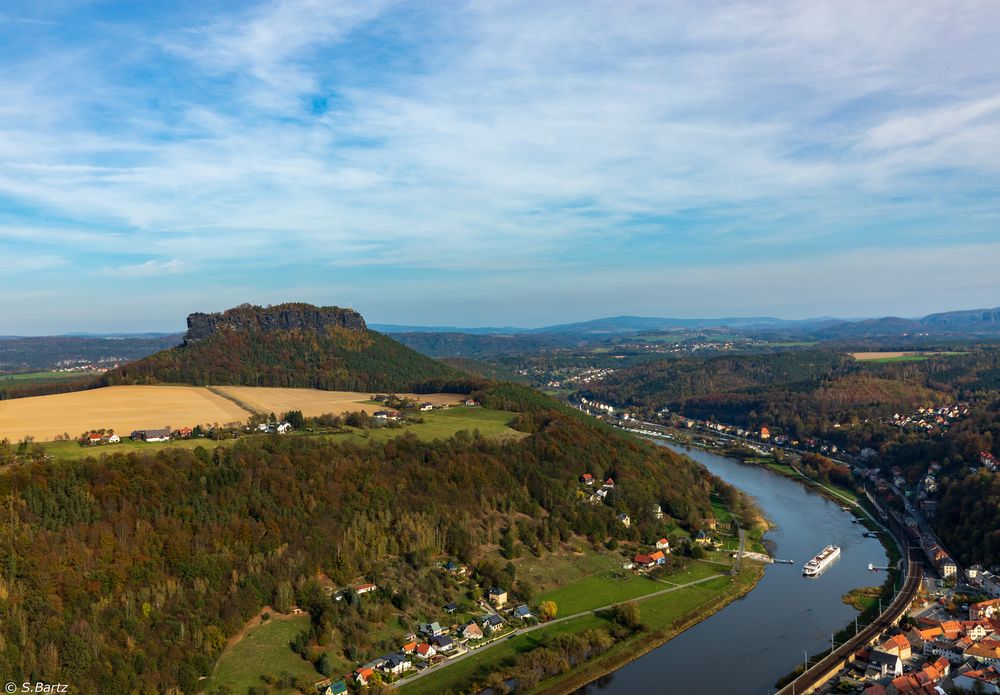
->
xmin=0 ymin=0 xmax=998 ymax=330
xmin=103 ymin=259 xmax=188 ymax=278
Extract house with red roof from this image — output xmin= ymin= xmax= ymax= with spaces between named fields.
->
xmin=580 ymin=473 xmax=594 ymax=486
xmin=633 ymin=553 xmax=654 ymax=568
xmin=354 ymin=667 xmax=374 ymax=686
xmin=655 ymin=538 xmax=670 ymax=551
xmin=876 ymin=633 xmax=912 ymax=660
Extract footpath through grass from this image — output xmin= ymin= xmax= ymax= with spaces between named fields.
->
xmin=202 ymin=615 xmax=320 ymax=695
xmin=531 ymin=568 xmax=762 ymax=695
xmin=535 ymin=560 xmax=719 ymax=616
xmin=400 ymin=566 xmax=761 ymax=695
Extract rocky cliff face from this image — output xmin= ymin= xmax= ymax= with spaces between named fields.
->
xmin=184 ymin=303 xmax=367 ymax=342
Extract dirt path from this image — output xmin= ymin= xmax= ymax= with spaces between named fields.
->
xmin=208 ymin=605 xmax=304 ymax=679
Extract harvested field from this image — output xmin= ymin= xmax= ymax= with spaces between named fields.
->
xmin=0 ymin=385 xmax=250 ymax=442
xmin=211 ymin=386 xmax=464 ymax=417
xmin=850 ymin=352 xmax=919 ymax=360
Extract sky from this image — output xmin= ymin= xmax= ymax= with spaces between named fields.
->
xmin=1 ymin=0 xmax=1000 ymax=333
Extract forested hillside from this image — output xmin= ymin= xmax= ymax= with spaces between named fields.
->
xmin=578 ymin=351 xmax=983 ymax=439
xmin=0 ymin=383 xmax=739 ymax=693
xmin=101 ymin=304 xmax=469 ymax=393
xmin=580 ymin=347 xmax=1000 ymax=569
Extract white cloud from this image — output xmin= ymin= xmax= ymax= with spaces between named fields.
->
xmin=0 ymin=0 xmax=999 ymax=328
xmin=105 ymin=259 xmax=188 ymax=278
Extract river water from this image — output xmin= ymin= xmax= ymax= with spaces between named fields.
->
xmin=574 ymin=442 xmax=889 ymax=695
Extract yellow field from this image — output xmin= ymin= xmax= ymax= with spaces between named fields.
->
xmin=0 ymin=386 xmax=468 ymax=442
xmin=0 ymin=385 xmax=250 ymax=442
xmin=850 ymin=351 xmax=916 ymax=360
xmin=211 ymin=386 xmax=464 ymax=417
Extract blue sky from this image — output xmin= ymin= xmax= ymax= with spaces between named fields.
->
xmin=2 ymin=1 xmax=1000 ymax=333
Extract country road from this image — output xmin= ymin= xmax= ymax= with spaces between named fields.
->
xmin=393 ymin=572 xmax=726 ymax=688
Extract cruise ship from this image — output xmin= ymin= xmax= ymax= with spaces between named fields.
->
xmin=802 ymin=545 xmax=841 ymax=576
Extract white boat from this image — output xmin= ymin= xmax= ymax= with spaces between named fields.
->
xmin=803 ymin=545 xmax=841 ymax=576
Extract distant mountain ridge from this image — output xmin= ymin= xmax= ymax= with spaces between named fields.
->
xmin=377 ymin=306 xmax=1000 ymax=340
xmin=817 ymin=306 xmax=1000 ymax=339
xmin=374 ymin=314 xmax=842 ymax=336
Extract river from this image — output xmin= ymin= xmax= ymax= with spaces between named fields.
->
xmin=574 ymin=442 xmax=889 ymax=695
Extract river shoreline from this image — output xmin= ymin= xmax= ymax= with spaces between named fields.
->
xmin=548 ymin=437 xmax=893 ymax=695
xmin=649 ymin=431 xmax=907 ymax=691
xmin=531 ymin=563 xmax=766 ymax=695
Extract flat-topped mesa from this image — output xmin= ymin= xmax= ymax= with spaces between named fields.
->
xmin=184 ymin=303 xmax=367 ymax=343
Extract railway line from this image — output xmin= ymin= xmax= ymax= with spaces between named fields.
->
xmin=776 ymin=516 xmax=922 ymax=695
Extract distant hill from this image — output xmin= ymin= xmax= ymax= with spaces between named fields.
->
xmin=375 ymin=315 xmax=840 ymax=336
xmin=920 ymin=307 xmax=1000 ymax=329
xmin=380 ymin=306 xmax=1000 ymax=355
xmin=101 ymin=303 xmax=470 ymax=392
xmin=526 ymin=315 xmax=840 ymax=334
xmin=0 ymin=334 xmax=183 ymax=373
xmin=817 ymin=306 xmax=1000 ymax=339
xmin=370 ymin=323 xmax=527 ymax=335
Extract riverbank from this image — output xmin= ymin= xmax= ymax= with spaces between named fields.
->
xmin=530 ymin=564 xmax=765 ymax=695
xmin=666 ymin=433 xmax=909 ymax=692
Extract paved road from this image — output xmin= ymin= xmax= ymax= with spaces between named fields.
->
xmin=732 ymin=527 xmax=746 ymax=576
xmin=393 ymin=573 xmax=726 ymax=688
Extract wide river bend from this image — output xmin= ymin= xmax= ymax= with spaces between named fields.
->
xmin=575 ymin=442 xmax=889 ymax=695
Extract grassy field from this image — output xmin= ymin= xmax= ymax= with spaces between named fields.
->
xmin=341 ymin=407 xmax=524 ymax=445
xmin=710 ymin=495 xmax=735 ymax=526
xmin=534 ymin=558 xmax=720 ymax=617
xmin=40 ymin=406 xmax=523 ymax=460
xmin=201 ymin=615 xmax=321 ymax=695
xmin=0 ymin=370 xmax=100 ymax=383
xmin=401 ymin=568 xmax=756 ymax=695
xmin=42 ymin=436 xmax=222 ymax=461
xmin=513 ymin=549 xmax=621 ymax=596
xmin=850 ymin=351 xmax=964 ymax=363
xmin=0 ymin=384 xmax=250 ymax=441
xmin=212 ymin=386 xmax=464 ymax=417
xmin=530 ymin=568 xmax=761 ymax=695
